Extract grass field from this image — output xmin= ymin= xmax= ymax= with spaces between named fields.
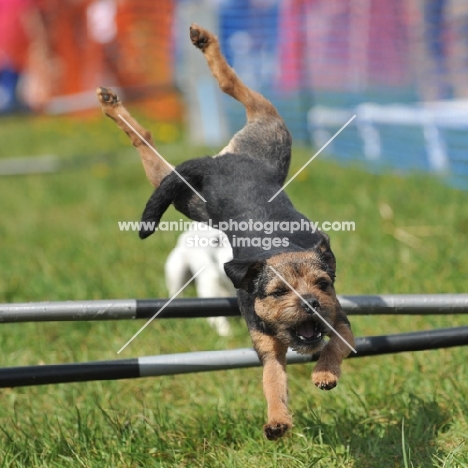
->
xmin=0 ymin=110 xmax=467 ymax=467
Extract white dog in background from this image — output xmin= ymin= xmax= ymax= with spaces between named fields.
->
xmin=165 ymin=222 xmax=235 ymax=336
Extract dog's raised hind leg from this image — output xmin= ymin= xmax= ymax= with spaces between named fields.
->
xmin=189 ymin=24 xmax=291 ymax=180
xmin=96 ymin=87 xmax=173 ymax=188
xmin=189 ymin=24 xmax=278 ymax=122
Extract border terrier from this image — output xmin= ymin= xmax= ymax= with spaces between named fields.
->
xmin=97 ymin=24 xmax=354 ymax=440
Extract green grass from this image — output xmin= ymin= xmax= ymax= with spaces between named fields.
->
xmin=0 ymin=110 xmax=468 ymax=467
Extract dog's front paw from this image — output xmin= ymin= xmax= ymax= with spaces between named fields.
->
xmin=96 ymin=87 xmax=120 ymax=107
xmin=312 ymin=369 xmax=339 ymax=391
xmin=263 ymin=422 xmax=291 ymax=441
xmin=190 ymin=23 xmax=214 ymax=51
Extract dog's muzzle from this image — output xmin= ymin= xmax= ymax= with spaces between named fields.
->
xmin=293 ymin=320 xmax=324 ymax=344
xmin=293 ymin=295 xmax=326 ymax=344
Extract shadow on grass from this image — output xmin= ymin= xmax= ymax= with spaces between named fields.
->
xmin=297 ymin=393 xmax=451 ymax=468
xmin=0 ymin=393 xmax=454 ymax=467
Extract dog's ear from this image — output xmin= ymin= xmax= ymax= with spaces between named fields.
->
xmin=224 ymin=259 xmax=263 ymax=291
xmin=315 ymin=232 xmax=336 ymax=280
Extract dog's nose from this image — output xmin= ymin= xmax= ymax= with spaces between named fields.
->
xmin=301 ymin=295 xmax=320 ymax=312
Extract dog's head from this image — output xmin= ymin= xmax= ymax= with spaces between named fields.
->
xmin=224 ymin=236 xmax=340 ymax=354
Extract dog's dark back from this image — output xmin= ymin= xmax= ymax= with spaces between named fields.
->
xmin=219 ymin=117 xmax=292 ymax=185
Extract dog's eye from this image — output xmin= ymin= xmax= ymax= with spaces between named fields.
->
xmin=271 ymin=288 xmax=289 ymax=298
xmin=317 ymin=280 xmax=331 ymax=291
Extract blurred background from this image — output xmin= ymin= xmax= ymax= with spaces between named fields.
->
xmin=2 ymin=0 xmax=468 ymax=188
xmin=1 ymin=4 xmax=467 ymax=465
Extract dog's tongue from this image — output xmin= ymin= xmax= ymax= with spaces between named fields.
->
xmin=297 ymin=322 xmax=317 ymax=338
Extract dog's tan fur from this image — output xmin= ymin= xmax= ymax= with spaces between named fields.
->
xmin=96 ymin=88 xmax=173 ymax=188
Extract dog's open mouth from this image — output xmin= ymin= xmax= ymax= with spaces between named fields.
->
xmin=293 ymin=320 xmax=324 ymax=344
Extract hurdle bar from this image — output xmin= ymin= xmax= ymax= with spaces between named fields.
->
xmin=1 ymin=294 xmax=468 ymax=323
xmin=0 ymin=326 xmax=467 ymax=388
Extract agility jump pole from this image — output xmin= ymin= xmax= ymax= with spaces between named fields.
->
xmin=0 ymin=326 xmax=467 ymax=388
xmin=1 ymin=294 xmax=468 ymax=323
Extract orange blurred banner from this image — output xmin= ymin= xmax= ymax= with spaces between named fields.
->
xmin=23 ymin=0 xmax=181 ymax=120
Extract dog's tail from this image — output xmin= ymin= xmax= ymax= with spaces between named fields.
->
xmin=139 ymin=158 xmax=210 ymax=239
xmin=139 ymin=174 xmax=179 ymax=239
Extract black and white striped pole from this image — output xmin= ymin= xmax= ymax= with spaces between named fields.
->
xmin=0 ymin=326 xmax=467 ymax=388
xmin=0 ymin=294 xmax=467 ymax=323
